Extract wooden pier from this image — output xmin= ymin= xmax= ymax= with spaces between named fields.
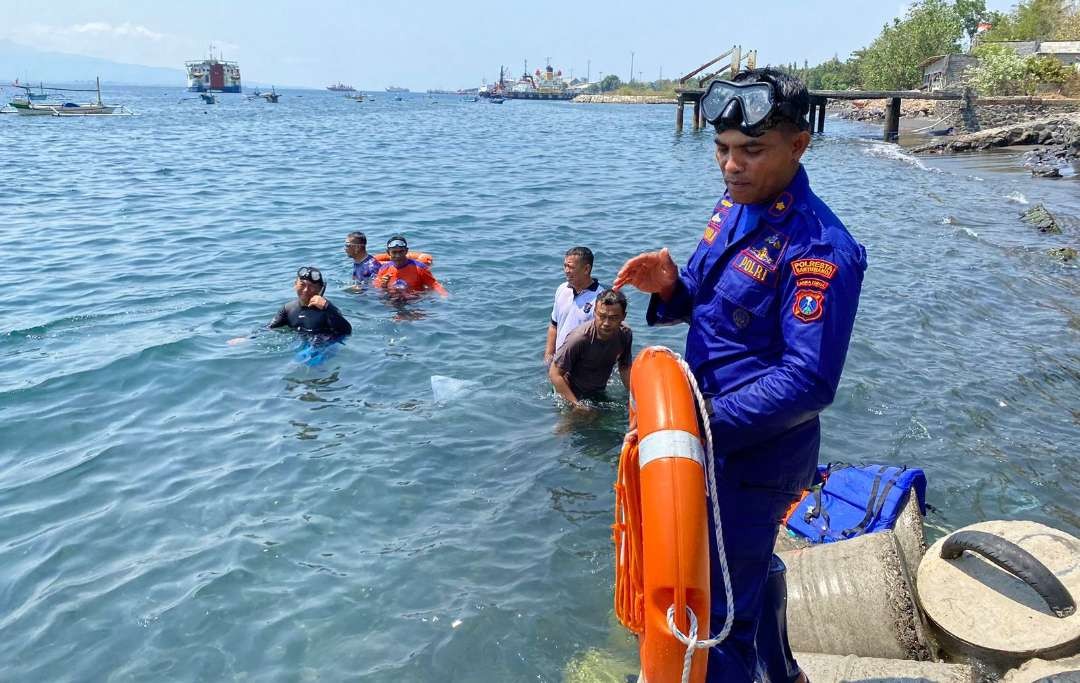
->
xmin=807 ymin=90 xmax=963 ymax=140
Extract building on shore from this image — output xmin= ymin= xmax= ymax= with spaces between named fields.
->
xmin=920 ymin=54 xmax=978 ymax=91
xmin=975 ymin=40 xmax=1080 ymax=69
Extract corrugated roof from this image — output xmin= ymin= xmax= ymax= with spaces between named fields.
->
xmin=1037 ymin=41 xmax=1080 ymax=55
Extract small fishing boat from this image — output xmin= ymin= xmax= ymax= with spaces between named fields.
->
xmin=200 ymin=92 xmax=217 ymax=104
xmin=345 ymin=92 xmax=365 ymax=102
xmin=928 ymin=127 xmax=954 ymax=136
xmin=489 ymin=96 xmax=505 ymax=104
xmin=9 ymin=78 xmax=125 ymax=116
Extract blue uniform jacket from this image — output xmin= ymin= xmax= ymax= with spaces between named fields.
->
xmin=352 ymin=254 xmax=382 ymax=281
xmin=647 ymin=165 xmax=866 ymax=480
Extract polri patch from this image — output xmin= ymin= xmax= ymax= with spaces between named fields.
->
xmin=792 ymin=290 xmax=824 ymax=322
xmin=733 ymin=253 xmax=768 ymax=283
xmin=791 ymin=258 xmax=838 ymax=280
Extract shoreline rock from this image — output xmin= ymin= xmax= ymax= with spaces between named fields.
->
xmin=1020 ymin=204 xmax=1063 ymax=234
xmin=909 ymin=113 xmax=1080 ymax=175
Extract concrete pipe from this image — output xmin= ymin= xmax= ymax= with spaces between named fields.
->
xmin=1003 ymin=654 xmax=1080 ymax=682
xmin=796 ymin=652 xmax=972 ymax=682
xmin=780 ymin=529 xmax=934 ymax=661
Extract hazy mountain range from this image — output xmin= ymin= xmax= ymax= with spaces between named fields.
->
xmin=1 ymin=40 xmax=186 ymax=86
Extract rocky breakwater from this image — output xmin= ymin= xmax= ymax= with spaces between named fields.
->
xmin=571 ymin=94 xmax=676 ymax=104
xmin=910 ymin=113 xmax=1080 ymax=177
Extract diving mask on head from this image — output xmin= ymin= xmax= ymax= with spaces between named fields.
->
xmin=701 ymin=79 xmax=809 ymax=136
xmin=297 ymin=266 xmax=326 ymax=295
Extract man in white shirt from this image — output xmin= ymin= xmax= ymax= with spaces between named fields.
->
xmin=544 ymin=246 xmax=605 ymax=366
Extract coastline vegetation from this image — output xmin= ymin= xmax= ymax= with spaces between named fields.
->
xmin=577 ymin=1 xmax=1079 ymax=99
xmin=787 ymin=0 xmax=1080 ymax=96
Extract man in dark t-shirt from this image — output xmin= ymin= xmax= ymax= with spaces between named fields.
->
xmin=269 ymin=266 xmax=352 ymax=338
xmin=549 ymin=289 xmax=632 ymax=410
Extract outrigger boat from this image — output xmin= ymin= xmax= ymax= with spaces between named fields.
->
xmin=9 ymin=78 xmax=127 ymax=116
xmin=248 ymin=87 xmax=279 ymax=103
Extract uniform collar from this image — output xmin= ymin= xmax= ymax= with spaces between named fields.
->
xmin=571 ymin=278 xmax=599 ymax=296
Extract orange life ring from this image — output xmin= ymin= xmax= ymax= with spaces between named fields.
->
xmin=375 ymin=251 xmax=434 ymax=266
xmin=614 ymin=346 xmax=710 ymax=683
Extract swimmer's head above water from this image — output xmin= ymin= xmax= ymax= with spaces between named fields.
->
xmin=386 ymin=235 xmax=409 ymax=267
xmin=295 ymin=266 xmax=326 ymax=303
xmin=344 ymin=231 xmax=368 ymax=260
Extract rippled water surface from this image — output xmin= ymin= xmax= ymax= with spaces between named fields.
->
xmin=2 ymin=87 xmax=1078 ymax=680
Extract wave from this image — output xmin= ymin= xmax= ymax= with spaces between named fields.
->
xmin=862 ymin=143 xmax=934 ymax=172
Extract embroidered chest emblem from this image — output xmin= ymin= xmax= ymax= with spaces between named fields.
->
xmin=732 ymin=228 xmax=789 ymax=284
xmin=703 ymin=198 xmax=733 ymax=245
xmin=703 ymin=224 xmax=719 ymax=245
xmin=793 ymin=290 xmax=824 ymax=322
xmin=769 ymin=192 xmax=794 ymax=218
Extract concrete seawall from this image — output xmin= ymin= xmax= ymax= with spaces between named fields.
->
xmin=571 ymin=94 xmax=676 ymax=104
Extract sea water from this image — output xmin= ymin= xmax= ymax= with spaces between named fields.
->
xmin=1 ymin=88 xmax=1077 ymax=680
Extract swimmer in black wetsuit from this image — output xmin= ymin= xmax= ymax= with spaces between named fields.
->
xmin=268 ymin=266 xmax=352 ymax=337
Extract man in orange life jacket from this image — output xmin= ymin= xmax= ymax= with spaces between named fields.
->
xmin=615 ymin=68 xmax=867 ymax=682
xmin=374 ymin=235 xmax=447 ymax=297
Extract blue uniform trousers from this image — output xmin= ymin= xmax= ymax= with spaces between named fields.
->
xmin=704 ymin=421 xmax=817 ymax=683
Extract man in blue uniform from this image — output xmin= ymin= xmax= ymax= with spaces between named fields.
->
xmin=614 ymin=68 xmax=867 ymax=682
xmin=345 ymin=231 xmax=381 ymax=284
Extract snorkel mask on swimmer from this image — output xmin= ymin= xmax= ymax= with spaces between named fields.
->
xmin=700 ymin=74 xmax=810 ymax=137
xmin=297 ymin=266 xmax=326 ymax=295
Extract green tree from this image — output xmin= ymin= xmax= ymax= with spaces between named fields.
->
xmin=797 ymin=55 xmax=863 ymax=90
xmin=982 ymin=0 xmax=1070 ymax=40
xmin=858 ymin=0 xmax=964 ymax=90
xmin=599 ymin=74 xmax=622 ymax=92
xmin=966 ymin=44 xmax=1030 ymax=93
xmin=955 ymin=0 xmax=988 ymax=42
xmin=1025 ymin=55 xmax=1071 ymax=85
xmin=1053 ymin=9 xmax=1080 ymax=39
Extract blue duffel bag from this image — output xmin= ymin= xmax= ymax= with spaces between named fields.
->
xmin=784 ymin=463 xmax=927 ymax=544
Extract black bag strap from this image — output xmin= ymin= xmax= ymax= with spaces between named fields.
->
xmin=802 ymin=485 xmax=831 ymax=542
xmin=842 ymin=465 xmax=907 ymax=538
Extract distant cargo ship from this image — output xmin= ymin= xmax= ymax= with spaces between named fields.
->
xmin=385 ymin=86 xmax=409 ymax=93
xmin=481 ymin=62 xmax=577 ymax=101
xmin=327 ymin=83 xmax=356 ymax=92
xmin=186 ymin=48 xmax=241 ymax=93
xmin=504 ymin=63 xmax=574 ymax=100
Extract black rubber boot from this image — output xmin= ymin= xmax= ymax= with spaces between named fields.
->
xmin=754 ymin=554 xmax=804 ymax=683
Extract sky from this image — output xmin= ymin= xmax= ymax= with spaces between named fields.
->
xmin=0 ymin=0 xmax=1021 ymax=90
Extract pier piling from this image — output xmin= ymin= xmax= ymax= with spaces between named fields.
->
xmin=884 ymin=97 xmax=901 ymax=141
